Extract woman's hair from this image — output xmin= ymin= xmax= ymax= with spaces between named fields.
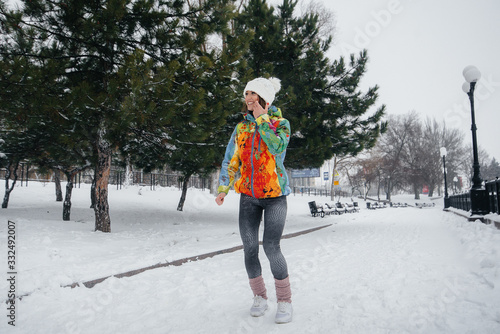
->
xmin=241 ymin=95 xmax=267 ymax=112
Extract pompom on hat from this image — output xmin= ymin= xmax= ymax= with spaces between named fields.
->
xmin=243 ymin=77 xmax=281 ymax=105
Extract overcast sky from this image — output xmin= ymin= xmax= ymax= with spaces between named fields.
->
xmin=323 ymin=0 xmax=500 ymax=163
xmin=5 ymin=0 xmax=500 ymax=163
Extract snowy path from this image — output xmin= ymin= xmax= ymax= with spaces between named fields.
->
xmin=1 ymin=185 xmax=500 ymax=333
xmin=69 ymin=223 xmax=332 ymax=289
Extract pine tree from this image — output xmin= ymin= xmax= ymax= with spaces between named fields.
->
xmin=0 ymin=5 xmax=53 ymax=208
xmin=167 ymin=5 xmax=253 ymax=211
xmin=1 ymin=1 xmax=101 ymax=218
xmin=1 ymin=0 xmax=238 ymax=230
xmin=112 ymin=1 xmax=251 ymax=211
xmin=236 ymin=0 xmax=386 ymax=169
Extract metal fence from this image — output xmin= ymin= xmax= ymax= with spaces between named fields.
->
xmin=448 ymin=193 xmax=471 ymax=212
xmin=291 ymin=186 xmax=349 ymax=198
xmin=110 ymin=170 xmax=210 ymax=191
xmin=1 ymin=167 xmax=350 ymax=197
xmin=486 ymin=178 xmax=500 ymax=215
xmin=0 ymin=167 xmax=211 ymax=191
xmin=447 ymin=178 xmax=500 ymax=215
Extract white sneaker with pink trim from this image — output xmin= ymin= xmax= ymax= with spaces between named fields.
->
xmin=250 ymin=296 xmax=268 ymax=317
xmin=275 ymin=302 xmax=293 ymax=324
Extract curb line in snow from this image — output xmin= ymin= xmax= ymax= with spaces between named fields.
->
xmin=4 ymin=223 xmax=332 ymax=303
xmin=67 ymin=223 xmax=334 ymax=289
xmin=445 ymin=207 xmax=500 ymax=229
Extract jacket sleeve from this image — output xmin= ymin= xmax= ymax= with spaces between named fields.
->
xmin=217 ymin=126 xmax=240 ymax=195
xmin=255 ymin=114 xmax=290 ymax=155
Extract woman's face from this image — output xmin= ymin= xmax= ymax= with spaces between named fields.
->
xmin=245 ymin=90 xmax=264 ymax=110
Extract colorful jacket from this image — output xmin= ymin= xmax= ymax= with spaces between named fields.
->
xmin=218 ymin=106 xmax=291 ymax=199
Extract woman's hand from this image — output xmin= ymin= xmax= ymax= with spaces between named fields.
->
xmin=215 ymin=192 xmax=226 ymax=206
xmin=252 ymin=101 xmax=269 ymax=119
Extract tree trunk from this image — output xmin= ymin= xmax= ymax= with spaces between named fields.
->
xmin=124 ymin=156 xmax=133 ymax=188
xmin=377 ymin=176 xmax=381 ymax=201
xmin=386 ymin=178 xmax=391 ymax=201
xmin=210 ymin=169 xmax=220 ymax=195
xmin=54 ymin=169 xmax=63 ymax=202
xmin=90 ymin=168 xmax=96 ymax=209
xmin=63 ymin=173 xmax=74 ymax=221
xmin=330 ymin=156 xmax=337 ymax=201
xmin=2 ymin=160 xmax=19 ymax=209
xmin=413 ymin=183 xmax=420 ymax=200
xmin=428 ymin=183 xmax=435 ymax=197
xmin=363 ymin=181 xmax=370 ymax=201
xmin=94 ymin=135 xmax=112 ymax=232
xmin=177 ymin=174 xmax=192 ymax=211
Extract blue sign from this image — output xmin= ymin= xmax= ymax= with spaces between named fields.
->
xmin=324 ymin=172 xmax=329 ymax=181
xmin=291 ymin=168 xmax=321 ymax=178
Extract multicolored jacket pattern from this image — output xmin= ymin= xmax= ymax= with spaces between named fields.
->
xmin=218 ymin=106 xmax=291 ymax=199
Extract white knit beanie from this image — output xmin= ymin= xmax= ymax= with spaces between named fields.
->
xmin=243 ymin=77 xmax=281 ymax=105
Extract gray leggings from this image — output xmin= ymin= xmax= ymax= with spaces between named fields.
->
xmin=239 ymin=194 xmax=289 ymax=280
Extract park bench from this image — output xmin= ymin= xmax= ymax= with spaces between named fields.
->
xmin=308 ymin=201 xmax=326 ymax=217
xmin=415 ymin=202 xmax=435 ymax=208
xmin=367 ymin=202 xmax=387 ymax=209
xmin=324 ymin=202 xmax=359 ymax=214
xmin=344 ymin=202 xmax=360 ymax=213
xmin=390 ymin=202 xmax=408 ymax=208
xmin=334 ymin=202 xmax=348 ymax=214
xmin=348 ymin=202 xmax=360 ymax=212
xmin=324 ymin=203 xmax=343 ymax=215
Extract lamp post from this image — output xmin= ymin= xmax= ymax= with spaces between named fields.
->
xmin=440 ymin=147 xmax=450 ymax=208
xmin=462 ymin=65 xmax=489 ymax=215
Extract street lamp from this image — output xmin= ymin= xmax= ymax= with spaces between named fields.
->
xmin=440 ymin=147 xmax=450 ymax=208
xmin=462 ymin=65 xmax=489 ymax=215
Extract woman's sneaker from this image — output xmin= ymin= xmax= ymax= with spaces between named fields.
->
xmin=250 ymin=296 xmax=268 ymax=317
xmin=275 ymin=302 xmax=293 ymax=324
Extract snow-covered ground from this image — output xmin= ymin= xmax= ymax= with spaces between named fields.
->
xmin=1 ymin=182 xmax=500 ymax=333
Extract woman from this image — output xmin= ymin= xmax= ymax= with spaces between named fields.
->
xmin=215 ymin=77 xmax=293 ymax=324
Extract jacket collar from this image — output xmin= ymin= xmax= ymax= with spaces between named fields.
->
xmin=244 ymin=106 xmax=281 ymax=121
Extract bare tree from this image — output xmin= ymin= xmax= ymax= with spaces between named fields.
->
xmin=421 ymin=118 xmax=466 ymax=197
xmin=399 ymin=112 xmax=426 ymax=199
xmin=347 ymin=112 xmax=478 ymax=200
xmin=300 ymin=0 xmax=336 ymax=41
xmin=459 ymin=145 xmax=491 ymax=189
xmin=377 ymin=112 xmax=420 ymax=200
xmin=329 ymin=154 xmax=353 ymax=201
xmin=349 ymin=150 xmax=384 ymax=201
